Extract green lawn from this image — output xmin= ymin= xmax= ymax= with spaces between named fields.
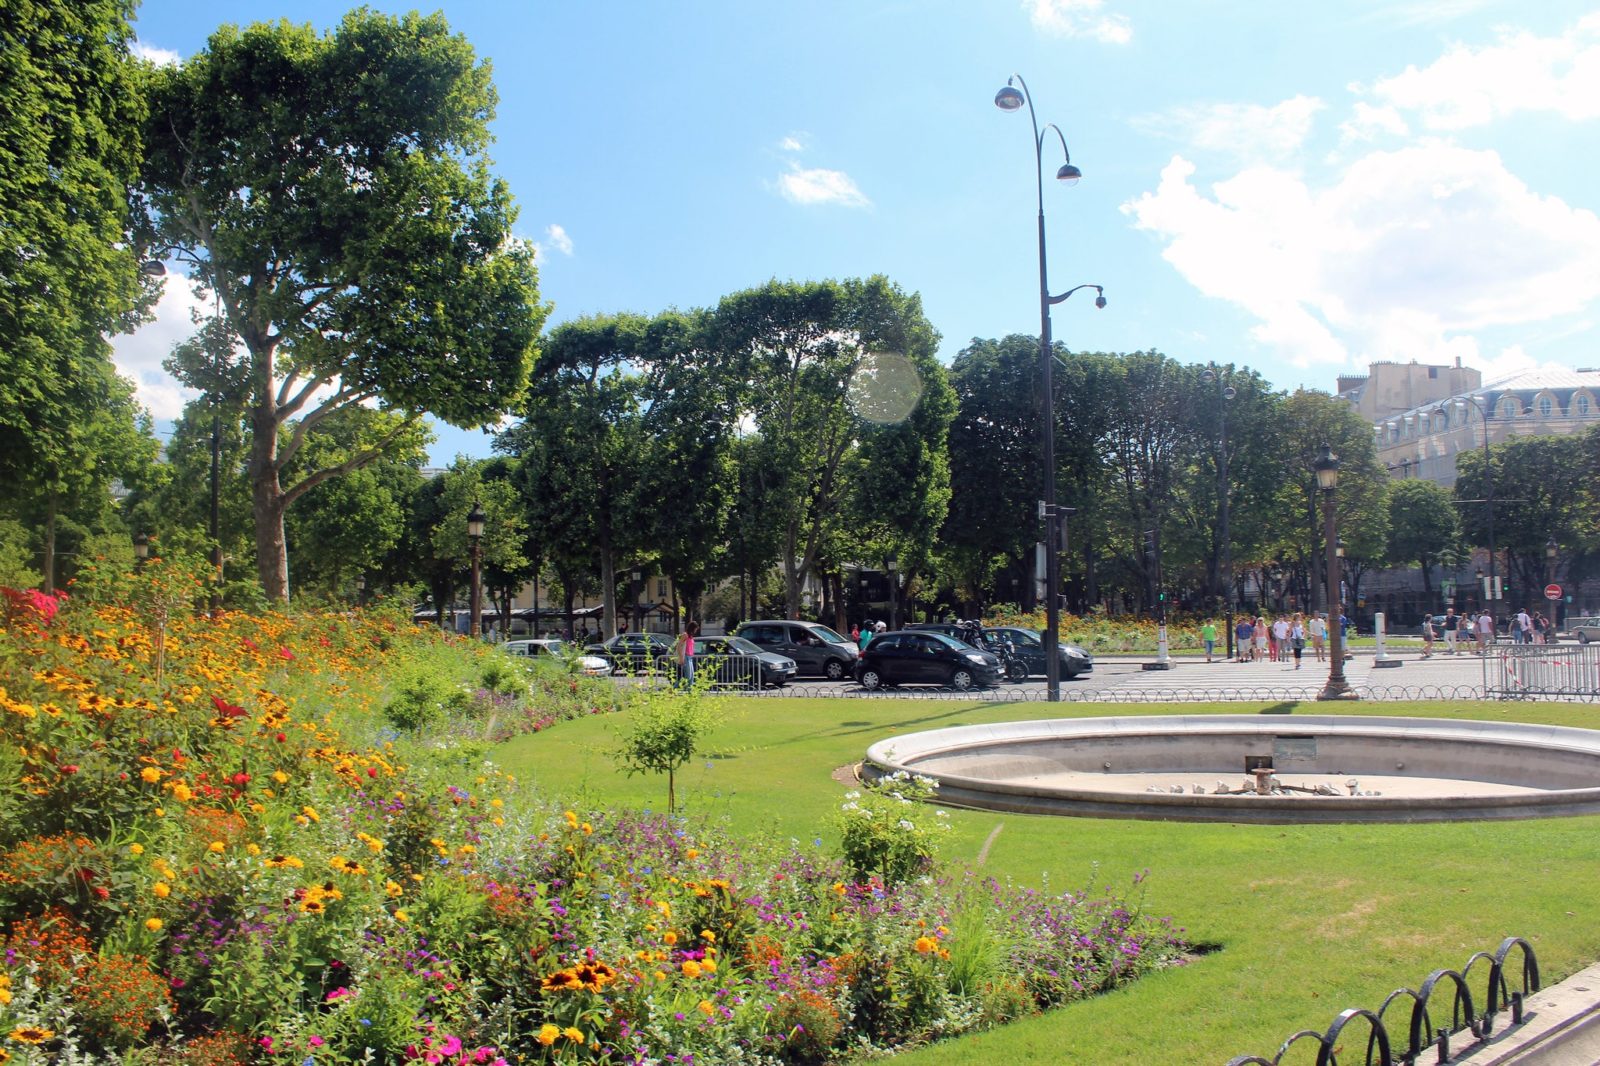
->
xmin=493 ymin=698 xmax=1600 ymax=1065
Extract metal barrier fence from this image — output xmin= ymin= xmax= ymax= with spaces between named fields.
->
xmin=639 ymin=680 xmax=1600 ymax=703
xmin=1226 ymin=937 xmax=1539 ymax=1066
xmin=1489 ymin=642 xmax=1600 ymax=700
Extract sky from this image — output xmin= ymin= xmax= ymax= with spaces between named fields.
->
xmin=112 ymin=0 xmax=1600 ymax=467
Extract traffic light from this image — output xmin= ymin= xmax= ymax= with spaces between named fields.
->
xmin=1142 ymin=529 xmax=1157 ymax=562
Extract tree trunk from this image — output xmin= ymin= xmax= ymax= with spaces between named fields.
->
xmin=40 ymin=493 xmax=58 ymax=595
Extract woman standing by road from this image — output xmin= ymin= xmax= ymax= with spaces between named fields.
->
xmin=1309 ymin=612 xmax=1328 ymax=662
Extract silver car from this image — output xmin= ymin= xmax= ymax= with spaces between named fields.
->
xmin=1572 ymin=616 xmax=1600 ymax=644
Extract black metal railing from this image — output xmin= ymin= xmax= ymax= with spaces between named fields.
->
xmin=1225 ymin=937 xmax=1538 ymax=1065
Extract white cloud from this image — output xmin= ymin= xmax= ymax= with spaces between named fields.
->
xmin=1361 ymin=18 xmax=1600 ymax=129
xmin=779 ymin=134 xmax=805 ymax=152
xmin=1122 ymin=145 xmax=1600 ymax=368
xmin=1338 ymin=101 xmax=1410 ymax=145
xmin=776 ymin=163 xmax=871 ymax=208
xmin=1023 ymin=0 xmax=1131 ymax=44
xmin=1135 ymin=95 xmax=1324 ymax=162
xmin=544 ymin=223 xmax=573 ymax=256
xmin=131 ymin=40 xmax=181 ymax=67
xmin=110 ymin=281 xmax=206 ymax=419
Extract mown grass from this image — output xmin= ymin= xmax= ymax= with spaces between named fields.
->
xmin=494 ymin=697 xmax=1600 ymax=1065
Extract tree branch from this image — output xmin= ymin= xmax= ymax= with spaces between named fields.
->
xmin=281 ymin=412 xmax=423 ymax=508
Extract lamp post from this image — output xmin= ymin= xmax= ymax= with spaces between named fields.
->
xmin=1454 ymin=395 xmax=1499 ymax=616
xmin=133 ymin=531 xmax=149 ymax=567
xmin=1547 ymin=536 xmax=1560 ymax=629
xmin=355 ymin=574 xmax=366 ymax=608
xmin=995 ymin=73 xmax=1106 ymax=702
xmin=467 ymin=502 xmax=485 ymax=638
xmin=1200 ymin=368 xmax=1237 ymax=658
xmin=1314 ymin=443 xmax=1353 ymax=699
xmin=885 ymin=557 xmax=899 ymax=631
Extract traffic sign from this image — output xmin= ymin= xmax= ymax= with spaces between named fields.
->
xmin=1545 ymin=583 xmax=1562 ymax=601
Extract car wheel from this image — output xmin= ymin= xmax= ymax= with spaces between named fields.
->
xmin=858 ymin=668 xmax=883 ymax=691
xmin=948 ymin=667 xmax=975 ymax=691
xmin=825 ymin=659 xmax=846 ymax=681
xmin=1006 ymin=660 xmax=1028 ymax=682
xmin=1580 ymin=632 xmax=1591 ymax=644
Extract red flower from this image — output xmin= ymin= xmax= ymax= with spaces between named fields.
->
xmin=275 ymin=732 xmax=287 ymax=743
xmin=278 ymin=647 xmax=294 ymax=661
xmin=60 ymin=764 xmax=78 ymax=775
xmin=211 ymin=696 xmax=246 ymax=719
xmin=367 ymin=768 xmax=378 ymax=778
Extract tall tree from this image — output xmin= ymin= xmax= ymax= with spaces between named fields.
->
xmin=0 ymin=0 xmax=157 ymax=560
xmin=136 ymin=10 xmax=547 ymax=601
xmin=1385 ymin=478 xmax=1460 ymax=608
xmin=1455 ymin=435 xmax=1583 ymax=607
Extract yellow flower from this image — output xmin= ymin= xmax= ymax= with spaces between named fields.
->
xmin=301 ymin=806 xmax=320 ymax=823
xmin=537 ymin=1024 xmax=560 ymax=1046
xmin=145 ymin=918 xmax=163 ymax=932
xmin=128 ymin=843 xmax=144 ymax=855
xmin=581 ymin=822 xmax=593 ymax=835
xmin=208 ymin=841 xmax=225 ymax=853
xmin=153 ymin=806 xmax=164 ymax=817
xmin=701 ymin=958 xmax=717 ymax=974
xmin=9 ymin=1026 xmax=55 ymax=1044
xmin=272 ymin=770 xmax=288 ymax=784
xmin=140 ymin=767 xmax=162 ymax=784
xmin=698 ymin=999 xmax=715 ymax=1016
xmin=152 ymin=882 xmax=170 ymax=898
xmin=394 ymin=909 xmax=409 ymax=923
xmin=563 ymin=1028 xmax=584 ymax=1044
xmin=490 ymin=797 xmax=503 ymax=808
xmin=385 ymin=880 xmax=403 ymax=898
xmin=246 ymin=843 xmax=261 ymax=855
xmin=663 ymin=931 xmax=677 ymax=945
xmin=701 ymin=930 xmax=716 ymax=942
xmin=171 ymin=783 xmax=192 ymax=802
xmin=681 ymin=960 xmax=702 ymax=978
xmin=686 ymin=848 xmax=699 ymax=859
xmin=914 ymin=936 xmax=937 ymax=954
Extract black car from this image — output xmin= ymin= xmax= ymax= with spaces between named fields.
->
xmin=906 ymin=623 xmax=1092 ymax=679
xmin=655 ymin=635 xmax=798 ymax=689
xmin=854 ymin=630 xmax=1001 ymax=691
xmin=584 ymin=632 xmax=673 ymax=674
xmin=733 ymin=620 xmax=859 ymax=679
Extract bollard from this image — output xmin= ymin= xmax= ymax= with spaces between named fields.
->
xmin=1373 ymin=611 xmax=1402 ymax=668
xmin=1437 ymin=1025 xmax=1450 ymax=1062
xmin=1512 ymin=990 xmax=1524 ymax=1024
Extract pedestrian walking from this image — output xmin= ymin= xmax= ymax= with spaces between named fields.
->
xmin=1253 ymin=617 xmax=1268 ymax=663
xmin=1421 ymin=614 xmax=1435 ymax=658
xmin=1201 ymin=619 xmax=1217 ymax=663
xmin=1474 ymin=610 xmax=1490 ymax=654
xmin=672 ymin=620 xmax=698 ymax=690
xmin=1290 ymin=613 xmax=1306 ymax=669
xmin=1442 ymin=608 xmax=1459 ymax=654
xmin=1515 ymin=607 xmax=1533 ymax=644
xmin=1309 ymin=613 xmax=1328 ymax=662
xmin=1234 ymin=618 xmax=1253 ymax=663
xmin=1271 ymin=616 xmax=1290 ymax=665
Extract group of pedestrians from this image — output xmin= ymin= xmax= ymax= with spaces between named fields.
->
xmin=1211 ymin=612 xmax=1331 ymax=669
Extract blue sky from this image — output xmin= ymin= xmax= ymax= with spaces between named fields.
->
xmin=113 ymin=1 xmax=1600 ymax=466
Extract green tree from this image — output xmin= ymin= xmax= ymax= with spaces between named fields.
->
xmin=135 ymin=10 xmax=547 ymax=602
xmin=1385 ymin=479 xmax=1460 ymax=609
xmin=1455 ymin=435 xmax=1584 ymax=607
xmin=612 ymin=686 xmax=721 ymax=813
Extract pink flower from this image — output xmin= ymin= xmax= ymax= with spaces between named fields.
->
xmin=308 ymin=1035 xmax=325 ymax=1048
xmin=326 ymin=987 xmax=353 ymax=1002
xmin=437 ymin=1035 xmax=462 ymax=1056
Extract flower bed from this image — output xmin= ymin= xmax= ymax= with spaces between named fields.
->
xmin=0 ymin=572 xmax=1185 ymax=1062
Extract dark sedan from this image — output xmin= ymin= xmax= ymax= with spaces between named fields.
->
xmin=658 ymin=635 xmax=798 ymax=689
xmin=854 ymin=631 xmax=1001 ymax=691
xmin=584 ymin=632 xmax=673 ymax=674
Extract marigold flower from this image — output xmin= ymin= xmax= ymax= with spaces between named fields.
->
xmin=914 ymin=936 xmax=938 ymax=954
xmin=698 ymin=999 xmax=715 ymax=1016
xmin=140 ymin=768 xmax=161 ymax=784
xmin=393 ymin=909 xmax=409 ymax=923
xmin=701 ymin=930 xmax=716 ymax=942
xmin=681 ymin=960 xmax=702 ymax=978
xmin=537 ymin=1024 xmax=560 ymax=1046
xmin=145 ymin=918 xmax=163 ymax=932
xmin=128 ymin=842 xmax=144 ymax=855
xmin=701 ymin=958 xmax=717 ymax=974
xmin=153 ymin=882 xmax=170 ymax=898
xmin=208 ymin=841 xmax=225 ymax=853
xmin=663 ymin=931 xmax=677 ymax=945
xmin=563 ymin=1028 xmax=584 ymax=1044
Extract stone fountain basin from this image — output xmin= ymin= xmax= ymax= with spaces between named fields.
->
xmin=862 ymin=715 xmax=1600 ymax=824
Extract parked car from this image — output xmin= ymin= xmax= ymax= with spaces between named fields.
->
xmin=906 ymin=623 xmax=1093 ymax=679
xmin=500 ymin=638 xmax=611 ymax=677
xmin=584 ymin=632 xmax=673 ymax=674
xmin=854 ymin=630 xmax=1001 ymax=691
xmin=732 ymin=620 xmax=859 ymax=679
xmin=1571 ymin=616 xmax=1600 ymax=644
xmin=656 ymin=635 xmax=798 ymax=689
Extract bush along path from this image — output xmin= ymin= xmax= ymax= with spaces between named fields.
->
xmin=0 ymin=566 xmax=1185 ymax=1063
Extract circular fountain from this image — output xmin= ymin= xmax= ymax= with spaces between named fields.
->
xmin=862 ymin=715 xmax=1600 ymax=824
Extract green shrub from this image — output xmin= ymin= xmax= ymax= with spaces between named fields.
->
xmin=835 ymin=771 xmax=951 ymax=886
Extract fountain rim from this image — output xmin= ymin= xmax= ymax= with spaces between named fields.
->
xmin=862 ymin=714 xmax=1600 ymax=823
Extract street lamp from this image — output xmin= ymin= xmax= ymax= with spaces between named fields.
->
xmin=885 ymin=557 xmax=899 ymax=631
xmin=995 ymin=73 xmax=1106 ymax=702
xmin=1314 ymin=443 xmax=1353 ymax=700
xmin=632 ymin=568 xmax=643 ymax=635
xmin=1454 ymin=395 xmax=1499 ymax=615
xmin=1200 ymin=368 xmax=1237 ymax=658
xmin=467 ymin=501 xmax=486 ymax=638
xmin=133 ymin=531 xmax=149 ymax=566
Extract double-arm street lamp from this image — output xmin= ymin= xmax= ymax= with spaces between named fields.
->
xmin=1453 ymin=395 xmax=1500 ymax=615
xmin=1200 ymin=368 xmax=1237 ymax=658
xmin=995 ymin=74 xmax=1105 ymax=702
xmin=467 ymin=502 xmax=486 ymax=638
xmin=1314 ymin=444 xmax=1353 ymax=700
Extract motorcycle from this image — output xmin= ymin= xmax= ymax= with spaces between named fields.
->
xmin=956 ymin=620 xmax=1029 ymax=683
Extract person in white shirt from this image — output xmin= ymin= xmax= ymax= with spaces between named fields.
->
xmin=1271 ymin=617 xmax=1290 ymax=665
xmin=1475 ymin=611 xmax=1492 ymax=653
xmin=1515 ymin=608 xmax=1533 ymax=644
xmin=1309 ymin=614 xmax=1328 ymax=662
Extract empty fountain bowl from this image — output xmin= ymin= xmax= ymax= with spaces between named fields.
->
xmin=862 ymin=715 xmax=1600 ymax=824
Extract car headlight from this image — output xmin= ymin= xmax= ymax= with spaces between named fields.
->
xmin=966 ymin=653 xmax=987 ymax=664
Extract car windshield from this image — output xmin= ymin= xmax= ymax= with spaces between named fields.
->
xmin=929 ymin=633 xmax=972 ymax=651
xmin=808 ymin=625 xmax=848 ymax=644
xmin=1001 ymin=629 xmax=1041 ymax=647
xmin=721 ymin=636 xmax=762 ymax=654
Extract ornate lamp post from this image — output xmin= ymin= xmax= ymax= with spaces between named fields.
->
xmin=1200 ymin=368 xmax=1236 ymax=658
xmin=1314 ymin=444 xmax=1353 ymax=700
xmin=467 ymin=502 xmax=485 ymax=638
xmin=994 ymin=73 xmax=1106 ymax=702
xmin=133 ymin=531 xmax=149 ymax=567
xmin=885 ymin=556 xmax=899 ymax=631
